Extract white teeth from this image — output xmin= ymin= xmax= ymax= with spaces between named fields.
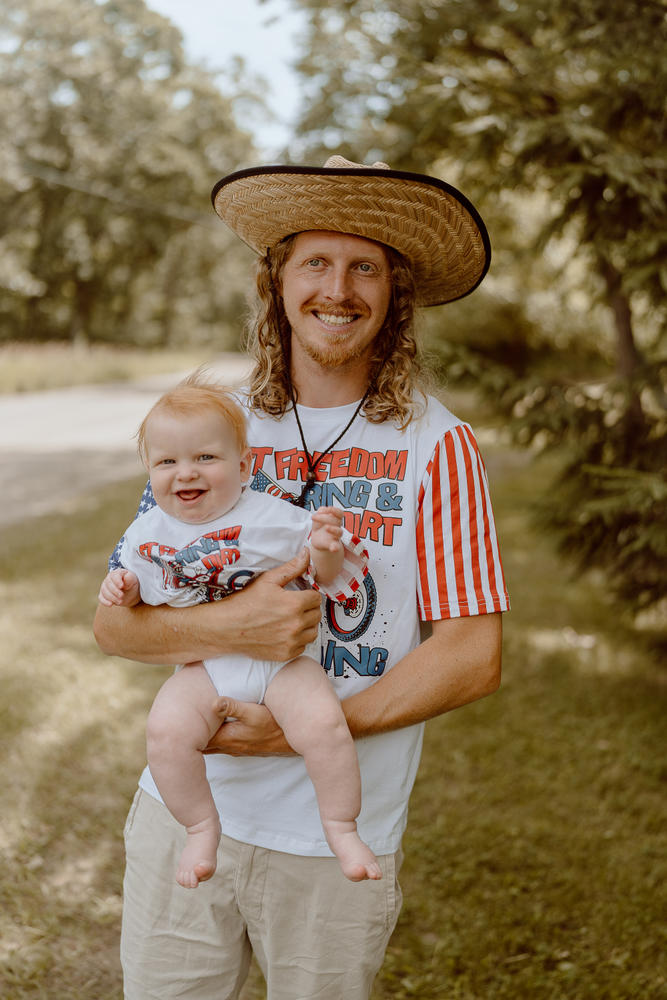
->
xmin=314 ymin=312 xmax=356 ymax=326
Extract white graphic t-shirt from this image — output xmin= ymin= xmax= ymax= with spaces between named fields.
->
xmin=119 ymin=487 xmax=367 ymax=608
xmin=119 ymin=394 xmax=509 ymax=857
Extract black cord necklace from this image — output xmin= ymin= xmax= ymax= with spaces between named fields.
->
xmin=290 ymin=386 xmax=370 ymax=507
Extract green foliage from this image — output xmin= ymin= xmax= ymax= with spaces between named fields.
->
xmin=433 ymin=332 xmax=667 ymax=611
xmin=0 ymin=0 xmax=257 ymax=347
xmin=526 ymin=379 xmax=667 ymax=612
xmin=291 ymin=0 xmax=665 ymax=277
xmin=288 ymin=0 xmax=667 ymax=612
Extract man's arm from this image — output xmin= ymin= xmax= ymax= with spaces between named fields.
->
xmin=209 ymin=612 xmax=502 ymax=755
xmin=343 ymin=613 xmax=501 ymax=737
xmin=93 ymin=550 xmax=323 ymax=665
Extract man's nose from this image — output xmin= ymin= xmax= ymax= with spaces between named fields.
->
xmin=322 ymin=265 xmax=353 ymax=301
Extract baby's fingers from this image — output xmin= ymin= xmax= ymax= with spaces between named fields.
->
xmin=98 ymin=582 xmax=120 ymax=605
xmin=314 ymin=505 xmax=341 ymax=515
xmin=312 ymin=507 xmax=344 ymax=527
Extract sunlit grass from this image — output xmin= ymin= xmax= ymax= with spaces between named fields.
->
xmin=0 ymin=342 xmax=221 ymax=393
xmin=0 ymin=476 xmax=171 ymax=999
xmin=1 ymin=443 xmax=664 ymax=998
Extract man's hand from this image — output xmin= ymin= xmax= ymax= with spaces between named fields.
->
xmin=205 ymin=696 xmax=294 ymax=756
xmin=229 ymin=549 xmax=322 ymax=661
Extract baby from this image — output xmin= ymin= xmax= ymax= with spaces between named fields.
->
xmin=98 ymin=373 xmax=381 ymax=888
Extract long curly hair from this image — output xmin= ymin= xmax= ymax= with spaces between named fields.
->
xmin=241 ymin=234 xmax=429 ymax=428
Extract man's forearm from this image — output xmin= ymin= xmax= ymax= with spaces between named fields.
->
xmin=342 ymin=613 xmax=502 ymax=739
xmin=93 ymin=600 xmax=236 ymax=664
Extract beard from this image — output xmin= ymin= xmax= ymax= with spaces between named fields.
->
xmin=299 ymin=333 xmax=372 ymax=370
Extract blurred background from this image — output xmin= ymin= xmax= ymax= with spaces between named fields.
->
xmin=0 ymin=1 xmax=665 ymax=998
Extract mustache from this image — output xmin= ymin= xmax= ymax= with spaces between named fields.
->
xmin=309 ymin=305 xmax=363 ymax=317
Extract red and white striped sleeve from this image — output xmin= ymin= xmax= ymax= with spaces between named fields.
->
xmin=416 ymin=423 xmax=509 ymax=620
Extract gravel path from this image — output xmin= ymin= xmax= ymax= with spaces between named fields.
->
xmin=0 ymin=354 xmax=252 ymax=528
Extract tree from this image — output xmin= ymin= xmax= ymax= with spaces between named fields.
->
xmin=0 ymin=0 xmax=257 ymax=346
xmin=287 ymin=0 xmax=667 ymax=612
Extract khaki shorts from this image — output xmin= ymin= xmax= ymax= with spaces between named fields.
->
xmin=121 ymin=789 xmax=403 ymax=1000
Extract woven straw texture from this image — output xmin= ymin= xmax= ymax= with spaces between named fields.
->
xmin=212 ymin=169 xmax=489 ymax=306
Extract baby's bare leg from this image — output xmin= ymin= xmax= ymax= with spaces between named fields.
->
xmin=146 ymin=664 xmax=225 ymax=889
xmin=264 ymin=657 xmax=381 ymax=882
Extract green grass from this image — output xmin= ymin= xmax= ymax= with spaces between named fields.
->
xmin=372 ymin=449 xmax=666 ymax=1000
xmin=0 ymin=477 xmax=172 ymax=999
xmin=0 ymin=342 xmax=218 ymax=393
xmin=1 ymin=444 xmax=664 ymax=999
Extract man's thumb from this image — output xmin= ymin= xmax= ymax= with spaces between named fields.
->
xmin=214 ymin=696 xmax=239 ymax=720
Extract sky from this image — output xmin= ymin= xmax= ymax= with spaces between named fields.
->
xmin=147 ymin=0 xmax=305 ymax=156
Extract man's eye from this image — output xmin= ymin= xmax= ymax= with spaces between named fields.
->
xmin=306 ymin=258 xmax=323 ymax=267
xmin=357 ymin=262 xmax=375 ymax=273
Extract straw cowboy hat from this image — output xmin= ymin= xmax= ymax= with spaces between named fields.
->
xmin=211 ymin=155 xmax=491 ymax=307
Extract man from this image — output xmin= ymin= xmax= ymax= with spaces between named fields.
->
xmin=94 ymin=155 xmax=509 ymax=1000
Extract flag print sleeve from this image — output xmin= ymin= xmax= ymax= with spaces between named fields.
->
xmin=108 ymin=480 xmax=156 ymax=571
xmin=303 ymin=527 xmax=369 ymax=604
xmin=416 ymin=424 xmax=509 ymax=620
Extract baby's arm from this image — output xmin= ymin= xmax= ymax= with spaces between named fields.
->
xmin=309 ymin=506 xmax=345 ymax=586
xmin=98 ymin=567 xmax=141 ymax=607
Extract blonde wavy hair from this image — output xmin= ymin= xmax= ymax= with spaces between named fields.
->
xmin=242 ymin=234 xmax=428 ymax=428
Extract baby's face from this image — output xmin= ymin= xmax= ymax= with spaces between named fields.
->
xmin=145 ymin=410 xmax=251 ymax=524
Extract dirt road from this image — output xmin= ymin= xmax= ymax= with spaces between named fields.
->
xmin=0 ymin=353 xmax=252 ymax=528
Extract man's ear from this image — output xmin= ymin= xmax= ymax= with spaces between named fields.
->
xmin=240 ymin=448 xmax=253 ymax=484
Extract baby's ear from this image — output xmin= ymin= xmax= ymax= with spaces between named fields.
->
xmin=240 ymin=448 xmax=253 ymax=483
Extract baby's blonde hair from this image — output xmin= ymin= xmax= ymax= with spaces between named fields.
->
xmin=136 ymin=368 xmax=248 ymax=465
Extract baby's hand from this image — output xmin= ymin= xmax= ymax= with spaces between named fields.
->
xmin=98 ymin=568 xmax=141 ymax=607
xmin=310 ymin=506 xmax=344 ymax=553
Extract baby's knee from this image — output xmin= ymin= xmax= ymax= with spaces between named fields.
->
xmin=308 ymin=710 xmax=353 ymax=752
xmin=146 ymin=703 xmax=173 ymax=756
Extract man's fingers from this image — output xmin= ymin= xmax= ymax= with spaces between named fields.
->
xmin=260 ymin=549 xmax=311 ymax=588
xmin=205 ymin=698 xmax=293 ymax=756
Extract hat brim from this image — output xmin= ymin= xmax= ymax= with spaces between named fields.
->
xmin=211 ymin=165 xmax=490 ymax=306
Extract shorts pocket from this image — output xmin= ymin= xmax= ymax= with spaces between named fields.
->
xmin=123 ymin=788 xmax=142 ymax=843
xmin=381 ymin=850 xmax=404 ymax=932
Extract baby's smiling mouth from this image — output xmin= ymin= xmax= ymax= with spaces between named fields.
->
xmin=176 ymin=489 xmax=205 ymax=501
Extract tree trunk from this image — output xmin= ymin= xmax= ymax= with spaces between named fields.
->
xmin=598 ymin=256 xmax=642 ymax=379
xmin=597 ymin=254 xmax=645 ymax=443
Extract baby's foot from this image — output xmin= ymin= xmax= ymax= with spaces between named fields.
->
xmin=326 ymin=823 xmax=383 ymax=882
xmin=176 ymin=816 xmax=221 ymax=889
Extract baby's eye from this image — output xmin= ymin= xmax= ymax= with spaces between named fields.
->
xmin=198 ymin=454 xmax=216 ymax=461
xmin=159 ymin=458 xmax=176 ymax=465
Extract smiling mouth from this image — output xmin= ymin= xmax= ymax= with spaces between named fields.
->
xmin=176 ymin=489 xmax=205 ymax=502
xmin=312 ymin=311 xmax=359 ymax=327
